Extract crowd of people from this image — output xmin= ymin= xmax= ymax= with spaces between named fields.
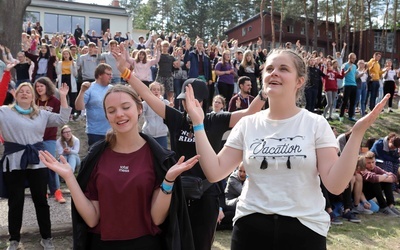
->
xmin=0 ymin=23 xmax=399 ymax=250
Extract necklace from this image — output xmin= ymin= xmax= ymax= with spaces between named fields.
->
xmin=14 ymin=104 xmax=33 ymax=115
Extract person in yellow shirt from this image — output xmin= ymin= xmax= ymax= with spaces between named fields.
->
xmin=367 ymin=52 xmax=387 ymax=111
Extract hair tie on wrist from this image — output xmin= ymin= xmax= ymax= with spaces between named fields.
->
xmin=164 ymin=177 xmax=174 ymax=183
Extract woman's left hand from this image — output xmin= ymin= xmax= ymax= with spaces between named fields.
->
xmin=165 ymin=155 xmax=200 ymax=181
xmin=352 ymin=94 xmax=390 ymax=133
xmin=59 ymin=83 xmax=69 ymax=96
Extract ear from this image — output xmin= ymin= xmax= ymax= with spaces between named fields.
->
xmin=296 ymin=76 xmax=305 ymax=89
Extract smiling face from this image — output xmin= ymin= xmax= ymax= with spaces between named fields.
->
xmin=150 ymin=84 xmax=162 ymax=98
xmin=35 ymin=82 xmax=47 ymax=98
xmin=104 ymin=92 xmax=142 ymax=135
xmin=262 ymin=51 xmax=305 ymax=100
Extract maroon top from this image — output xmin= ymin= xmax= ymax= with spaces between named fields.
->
xmin=37 ymin=95 xmax=60 ymax=141
xmin=85 ymin=143 xmax=161 ymax=240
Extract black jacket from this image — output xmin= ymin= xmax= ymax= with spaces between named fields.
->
xmin=71 ymin=133 xmax=194 ymax=250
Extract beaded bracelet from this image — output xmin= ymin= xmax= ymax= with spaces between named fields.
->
xmin=193 ymin=123 xmax=204 ymax=132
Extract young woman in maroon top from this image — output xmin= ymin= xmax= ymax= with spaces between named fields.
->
xmin=39 ymin=84 xmax=199 ymax=249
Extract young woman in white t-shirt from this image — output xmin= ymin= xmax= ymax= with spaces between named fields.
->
xmin=185 ymin=49 xmax=390 ymax=249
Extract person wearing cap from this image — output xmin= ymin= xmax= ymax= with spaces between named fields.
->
xmin=112 ymin=44 xmax=267 ymax=250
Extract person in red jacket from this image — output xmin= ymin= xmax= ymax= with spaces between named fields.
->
xmin=0 ymin=63 xmax=16 ymax=105
xmin=322 ymin=59 xmax=344 ymax=120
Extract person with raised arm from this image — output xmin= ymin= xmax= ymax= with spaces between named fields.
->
xmin=185 ymin=48 xmax=389 ymax=249
xmin=112 ymin=44 xmax=266 ymax=250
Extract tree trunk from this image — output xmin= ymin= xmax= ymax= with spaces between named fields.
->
xmin=358 ymin=0 xmax=364 ymax=57
xmin=392 ymin=0 xmax=398 ymax=60
xmin=312 ymin=0 xmax=318 ymax=51
xmin=352 ymin=0 xmax=358 ymax=53
xmin=0 ymin=0 xmax=32 ymax=56
xmin=279 ymin=0 xmax=284 ymax=46
xmin=367 ymin=0 xmax=373 ymax=57
xmin=326 ymin=0 xmax=330 ymax=55
xmin=345 ymin=0 xmax=350 ymax=54
xmin=382 ymin=0 xmax=389 ymax=54
xmin=260 ymin=0 xmax=265 ymax=49
xmin=303 ymin=0 xmax=309 ymax=50
xmin=333 ymin=0 xmax=338 ymax=44
xmin=270 ymin=0 xmax=275 ymax=49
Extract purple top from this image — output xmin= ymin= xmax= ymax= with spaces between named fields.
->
xmin=215 ymin=62 xmax=234 ymax=85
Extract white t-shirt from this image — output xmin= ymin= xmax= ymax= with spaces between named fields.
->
xmin=225 ymin=109 xmax=338 ymax=236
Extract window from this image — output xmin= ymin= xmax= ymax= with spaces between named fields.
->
xmin=287 ymin=25 xmax=294 ymax=33
xmin=301 ymin=27 xmax=305 ymax=35
xmin=24 ymin=11 xmax=40 ymax=33
xmin=328 ymin=31 xmax=332 ymax=39
xmin=317 ymin=30 xmax=320 ymax=37
xmin=248 ymin=26 xmax=252 ymax=32
xmin=24 ymin=11 xmax=40 ymax=23
xmin=89 ymin=17 xmax=110 ymax=36
xmin=43 ymin=13 xmax=85 ymax=35
xmin=242 ymin=27 xmax=246 ymax=36
xmin=274 ymin=24 xmax=279 ymax=31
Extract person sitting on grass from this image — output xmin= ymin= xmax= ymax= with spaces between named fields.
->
xmin=358 ymin=151 xmax=400 ymax=217
xmin=56 ymin=125 xmax=80 ymax=174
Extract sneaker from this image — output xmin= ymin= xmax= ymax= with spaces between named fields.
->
xmin=390 ymin=206 xmax=400 ymax=216
xmin=380 ymin=206 xmax=399 ymax=217
xmin=329 ymin=212 xmax=343 ymax=225
xmin=352 ymin=204 xmax=373 ymax=215
xmin=7 ymin=240 xmax=19 ymax=250
xmin=54 ymin=189 xmax=66 ymax=204
xmin=40 ymin=238 xmax=55 ymax=250
xmin=342 ymin=211 xmax=361 ymax=223
xmin=348 ymin=117 xmax=358 ymax=122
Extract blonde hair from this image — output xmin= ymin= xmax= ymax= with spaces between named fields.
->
xmin=149 ymin=81 xmax=165 ymax=96
xmin=241 ymin=50 xmax=255 ymax=68
xmin=10 ymin=82 xmax=40 ymax=119
xmin=60 ymin=125 xmax=75 ymax=148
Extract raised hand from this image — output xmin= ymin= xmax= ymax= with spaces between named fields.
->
xmin=352 ymin=94 xmax=390 ymax=133
xmin=184 ymin=84 xmax=204 ymax=126
xmin=39 ymin=151 xmax=75 ymax=180
xmin=59 ymin=82 xmax=70 ymax=96
xmin=165 ymin=155 xmax=200 ymax=181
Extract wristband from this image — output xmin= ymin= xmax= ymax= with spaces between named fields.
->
xmin=193 ymin=123 xmax=204 ymax=132
xmin=258 ymin=90 xmax=267 ymax=101
xmin=160 ymin=182 xmax=173 ymax=194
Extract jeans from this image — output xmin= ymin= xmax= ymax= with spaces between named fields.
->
xmin=63 ymin=153 xmax=81 ymax=173
xmin=43 ymin=140 xmax=59 ymax=195
xmin=359 ymin=82 xmax=367 ymax=116
xmin=305 ymin=87 xmax=318 ymax=112
xmin=369 ymin=80 xmax=380 ymax=110
xmin=87 ymin=133 xmax=105 ymax=148
xmin=16 ymin=79 xmax=30 ymax=88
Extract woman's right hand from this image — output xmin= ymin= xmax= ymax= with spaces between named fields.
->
xmin=39 ymin=150 xmax=74 ymax=180
xmin=184 ymin=84 xmax=205 ymax=125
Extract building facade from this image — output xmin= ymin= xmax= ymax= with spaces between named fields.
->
xmin=25 ymin=0 xmax=132 ymax=38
